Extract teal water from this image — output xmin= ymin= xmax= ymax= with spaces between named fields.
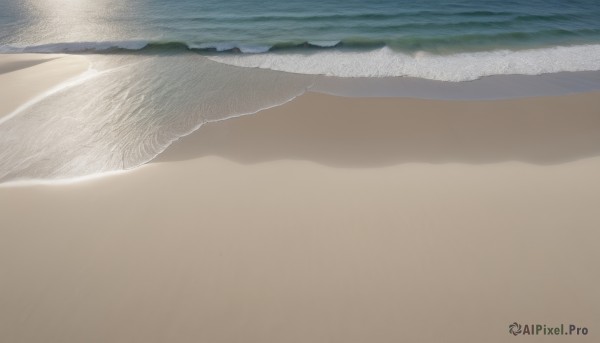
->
xmin=2 ymin=0 xmax=600 ymax=54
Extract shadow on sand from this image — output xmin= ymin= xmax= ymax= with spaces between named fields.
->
xmin=153 ymin=92 xmax=600 ymax=167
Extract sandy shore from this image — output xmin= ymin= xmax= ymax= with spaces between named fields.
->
xmin=0 ymin=54 xmax=88 ymax=120
xmin=0 ymin=55 xmax=599 ymax=343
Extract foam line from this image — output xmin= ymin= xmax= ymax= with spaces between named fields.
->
xmin=209 ymin=45 xmax=600 ymax=81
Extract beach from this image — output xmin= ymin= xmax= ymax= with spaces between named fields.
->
xmin=0 ymin=54 xmax=599 ymax=342
xmin=0 ymin=54 xmax=88 ymax=121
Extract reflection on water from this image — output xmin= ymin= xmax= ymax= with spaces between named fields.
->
xmin=0 ymin=54 xmax=313 ymax=183
xmin=2 ymin=0 xmax=600 ymax=53
xmin=2 ymin=0 xmax=136 ymax=45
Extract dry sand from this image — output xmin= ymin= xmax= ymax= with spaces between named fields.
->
xmin=0 ymin=55 xmax=599 ymax=343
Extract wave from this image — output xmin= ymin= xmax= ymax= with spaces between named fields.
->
xmin=2 ymin=40 xmax=600 ymax=82
xmin=0 ymin=40 xmax=151 ymax=53
xmin=1 ymin=45 xmax=599 ymax=183
xmin=4 ymin=25 xmax=600 ymax=56
xmin=0 ymin=54 xmax=314 ymax=184
xmin=187 ymin=42 xmax=271 ymax=54
xmin=208 ymin=45 xmax=600 ymax=81
xmin=0 ymin=39 xmax=349 ymax=54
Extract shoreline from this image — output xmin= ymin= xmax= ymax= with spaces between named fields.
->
xmin=1 ymin=53 xmax=599 ymax=342
xmin=2 ymin=88 xmax=600 ymax=186
xmin=2 ymin=52 xmax=600 ymax=101
xmin=0 ymin=54 xmax=89 ymax=120
xmin=312 ymin=70 xmax=600 ymax=100
xmin=155 ymin=90 xmax=600 ymax=167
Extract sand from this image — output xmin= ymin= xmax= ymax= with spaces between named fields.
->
xmin=0 ymin=55 xmax=599 ymax=343
xmin=0 ymin=54 xmax=89 ymax=120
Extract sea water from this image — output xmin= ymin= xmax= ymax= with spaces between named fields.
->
xmin=2 ymin=0 xmax=600 ymax=79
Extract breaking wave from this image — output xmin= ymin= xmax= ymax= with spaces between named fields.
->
xmin=2 ymin=40 xmax=600 ymax=81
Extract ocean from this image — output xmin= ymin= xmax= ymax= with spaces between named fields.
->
xmin=1 ymin=0 xmax=600 ymax=182
xmin=2 ymin=0 xmax=600 ymax=79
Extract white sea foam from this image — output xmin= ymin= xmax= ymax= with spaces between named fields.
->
xmin=208 ymin=45 xmax=600 ymax=82
xmin=237 ymin=45 xmax=271 ymax=54
xmin=308 ymin=40 xmax=341 ymax=47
